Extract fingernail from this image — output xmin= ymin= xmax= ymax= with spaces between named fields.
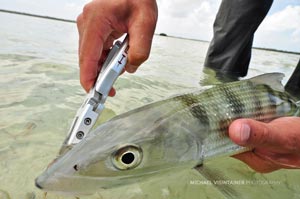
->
xmin=126 ymin=64 xmax=138 ymax=73
xmin=239 ymin=123 xmax=250 ymax=143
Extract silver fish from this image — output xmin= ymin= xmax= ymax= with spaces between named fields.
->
xmin=35 ymin=73 xmax=299 ymax=195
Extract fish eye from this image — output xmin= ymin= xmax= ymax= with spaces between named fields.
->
xmin=111 ymin=145 xmax=143 ymax=170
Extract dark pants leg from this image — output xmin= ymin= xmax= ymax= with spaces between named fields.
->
xmin=204 ymin=0 xmax=273 ymax=77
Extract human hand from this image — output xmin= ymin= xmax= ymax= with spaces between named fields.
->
xmin=229 ymin=117 xmax=300 ymax=173
xmin=77 ymin=0 xmax=158 ymax=93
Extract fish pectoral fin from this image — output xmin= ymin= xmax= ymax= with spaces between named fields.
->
xmin=194 ymin=164 xmax=240 ymax=199
xmin=249 ymin=72 xmax=285 ymax=92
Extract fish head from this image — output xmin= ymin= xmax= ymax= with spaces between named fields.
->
xmin=36 ymin=100 xmax=203 ymax=194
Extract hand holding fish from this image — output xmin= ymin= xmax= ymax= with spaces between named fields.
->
xmin=77 ymin=0 xmax=158 ymax=92
xmin=229 ymin=117 xmax=300 ymax=173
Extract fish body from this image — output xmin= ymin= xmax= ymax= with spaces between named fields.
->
xmin=36 ymin=73 xmax=299 ymax=194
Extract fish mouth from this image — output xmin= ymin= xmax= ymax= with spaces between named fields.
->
xmin=35 ymin=178 xmax=43 ymax=189
xmin=35 ymin=163 xmax=192 ymax=194
xmin=35 ymin=169 xmax=51 ymax=190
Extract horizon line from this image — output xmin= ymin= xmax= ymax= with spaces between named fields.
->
xmin=1 ymin=8 xmax=299 ymax=55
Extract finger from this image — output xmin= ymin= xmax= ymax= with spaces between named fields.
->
xmin=232 ymin=151 xmax=281 ymax=173
xmin=126 ymin=9 xmax=157 ymax=73
xmin=80 ymin=26 xmax=109 ymax=92
xmin=76 ymin=14 xmax=84 ymax=56
xmin=254 ymin=148 xmax=300 ymax=169
xmin=99 ymin=32 xmax=123 ymax=73
xmin=103 ymin=31 xmax=124 ymax=50
xmin=229 ymin=118 xmax=300 ymax=153
xmin=79 ymin=5 xmax=112 ymax=92
xmin=108 ymin=87 xmax=116 ymax=97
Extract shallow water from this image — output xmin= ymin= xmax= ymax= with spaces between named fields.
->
xmin=0 ymin=12 xmax=300 ymax=199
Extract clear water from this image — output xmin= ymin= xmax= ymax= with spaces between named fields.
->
xmin=0 ymin=12 xmax=300 ymax=199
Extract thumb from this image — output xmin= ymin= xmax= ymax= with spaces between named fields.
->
xmin=229 ymin=117 xmax=300 ymax=152
xmin=228 ymin=119 xmax=276 ymax=148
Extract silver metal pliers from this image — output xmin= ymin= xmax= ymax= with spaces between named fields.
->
xmin=59 ymin=35 xmax=129 ymax=155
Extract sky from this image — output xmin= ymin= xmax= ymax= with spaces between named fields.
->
xmin=1 ymin=0 xmax=300 ymax=52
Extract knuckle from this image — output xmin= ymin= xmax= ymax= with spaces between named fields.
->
xmin=82 ymin=3 xmax=93 ymax=15
xmin=140 ymin=9 xmax=158 ymax=29
xmin=148 ymin=10 xmax=158 ymax=25
xmin=76 ymin=14 xmax=83 ymax=29
xmin=259 ymin=125 xmax=270 ymax=145
xmin=145 ymin=2 xmax=158 ymax=23
xmin=250 ymin=124 xmax=269 ymax=146
xmin=82 ymin=2 xmax=98 ymax=20
xmin=76 ymin=14 xmax=83 ymax=24
xmin=131 ymin=52 xmax=149 ymax=64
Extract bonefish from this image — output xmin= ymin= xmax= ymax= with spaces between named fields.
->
xmin=36 ymin=73 xmax=299 ymax=195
